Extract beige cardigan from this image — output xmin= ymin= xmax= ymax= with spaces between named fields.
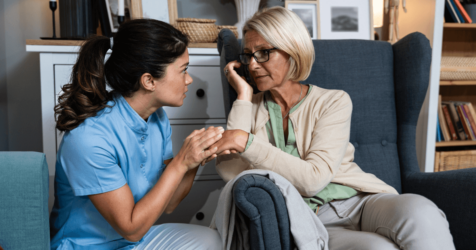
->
xmin=216 ymin=86 xmax=398 ymax=197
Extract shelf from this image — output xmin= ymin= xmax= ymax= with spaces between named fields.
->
xmin=440 ymin=80 xmax=476 ymax=86
xmin=444 ymin=23 xmax=476 ymax=28
xmin=436 ymin=141 xmax=476 ymax=147
xmin=26 ymin=39 xmax=217 ymax=48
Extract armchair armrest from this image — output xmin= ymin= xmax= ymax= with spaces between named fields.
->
xmin=403 ymin=169 xmax=476 ymax=250
xmin=233 ymin=174 xmax=293 ymax=250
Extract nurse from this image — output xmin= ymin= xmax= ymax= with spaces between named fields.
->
xmin=49 ymin=19 xmax=223 ymax=249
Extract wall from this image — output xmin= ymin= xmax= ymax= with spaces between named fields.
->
xmin=0 ymin=0 xmax=8 ymax=151
xmin=4 ymin=0 xmax=57 ymax=153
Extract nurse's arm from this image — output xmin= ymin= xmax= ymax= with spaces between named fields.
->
xmin=163 ymin=158 xmax=199 ymax=214
xmin=88 ymin=156 xmax=190 ymax=242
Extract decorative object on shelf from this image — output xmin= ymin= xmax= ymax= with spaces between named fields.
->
xmin=234 ymin=0 xmax=261 ymax=38
xmin=40 ymin=0 xmax=59 ymax=40
xmin=59 ymin=0 xmax=98 ymax=39
xmin=217 ymin=25 xmax=239 ymax=38
xmin=385 ymin=0 xmax=407 ymax=42
xmin=318 ymin=0 xmax=374 ymax=40
xmin=434 ymin=150 xmax=476 ymax=172
xmin=373 ymin=0 xmax=383 ymax=40
xmin=440 ymin=56 xmax=476 ymax=80
xmin=129 ymin=0 xmax=177 ymax=25
xmin=104 ymin=0 xmax=131 ymax=33
xmin=285 ymin=1 xmax=320 ymax=39
xmin=175 ymin=18 xmax=218 ymax=43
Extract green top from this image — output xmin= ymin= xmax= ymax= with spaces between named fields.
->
xmin=244 ymin=85 xmax=358 ymax=212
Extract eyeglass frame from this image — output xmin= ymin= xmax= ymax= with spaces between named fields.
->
xmin=239 ymin=48 xmax=278 ymax=65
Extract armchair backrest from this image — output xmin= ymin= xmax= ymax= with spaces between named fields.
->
xmin=218 ymin=30 xmax=432 ymax=193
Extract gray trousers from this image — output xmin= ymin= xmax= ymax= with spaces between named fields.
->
xmin=317 ymin=193 xmax=455 ymax=250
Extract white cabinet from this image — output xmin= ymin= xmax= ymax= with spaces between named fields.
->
xmin=28 ymin=45 xmax=227 ymax=223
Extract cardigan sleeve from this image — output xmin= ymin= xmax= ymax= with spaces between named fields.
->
xmin=216 ymin=99 xmax=254 ymax=182
xmin=241 ymin=91 xmax=352 ymax=197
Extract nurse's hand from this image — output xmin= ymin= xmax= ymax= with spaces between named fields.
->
xmin=176 ymin=126 xmax=225 ymax=171
xmin=201 ymin=129 xmax=248 ymax=164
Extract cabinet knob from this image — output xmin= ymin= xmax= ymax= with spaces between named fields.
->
xmin=196 ymin=212 xmax=205 ymax=221
xmin=196 ymin=89 xmax=205 ymax=98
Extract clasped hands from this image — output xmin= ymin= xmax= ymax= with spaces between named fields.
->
xmin=199 ymin=127 xmax=249 ymax=167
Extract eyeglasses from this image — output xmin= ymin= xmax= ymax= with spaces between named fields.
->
xmin=239 ymin=48 xmax=278 ymax=65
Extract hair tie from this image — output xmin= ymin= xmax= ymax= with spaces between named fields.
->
xmin=110 ymin=37 xmax=114 ymax=50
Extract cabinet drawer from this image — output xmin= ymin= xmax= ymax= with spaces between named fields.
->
xmin=170 ymin=124 xmax=226 ymax=177
xmin=155 ymin=180 xmax=225 ymax=226
xmin=163 ymin=66 xmax=225 ymax=120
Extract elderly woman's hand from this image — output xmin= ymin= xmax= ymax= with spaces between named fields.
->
xmin=200 ymin=129 xmax=249 ymax=165
xmin=224 ymin=61 xmax=253 ymax=102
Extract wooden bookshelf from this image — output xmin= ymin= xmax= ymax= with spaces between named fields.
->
xmin=443 ymin=23 xmax=476 ymax=29
xmin=436 ymin=24 xmax=476 ymax=171
xmin=440 ymin=81 xmax=476 ymax=86
xmin=436 ymin=141 xmax=476 ymax=147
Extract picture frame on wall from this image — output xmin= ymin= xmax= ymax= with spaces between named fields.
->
xmin=129 ymin=0 xmax=178 ymax=25
xmin=285 ymin=1 xmax=320 ymax=40
xmin=318 ymin=0 xmax=374 ymax=40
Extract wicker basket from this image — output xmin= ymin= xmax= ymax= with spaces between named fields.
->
xmin=175 ymin=18 xmax=218 ymax=43
xmin=434 ymin=150 xmax=476 ymax=172
xmin=440 ymin=56 xmax=476 ymax=80
xmin=217 ymin=25 xmax=238 ymax=38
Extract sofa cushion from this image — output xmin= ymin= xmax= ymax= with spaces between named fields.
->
xmin=0 ymin=152 xmax=50 ymax=249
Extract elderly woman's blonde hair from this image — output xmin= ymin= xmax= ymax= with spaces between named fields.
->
xmin=243 ymin=6 xmax=315 ymax=82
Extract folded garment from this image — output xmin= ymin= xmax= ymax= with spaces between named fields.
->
xmin=210 ymin=170 xmax=328 ymax=250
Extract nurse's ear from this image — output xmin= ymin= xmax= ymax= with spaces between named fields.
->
xmin=139 ymin=73 xmax=157 ymax=92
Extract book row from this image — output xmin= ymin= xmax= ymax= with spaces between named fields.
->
xmin=445 ymin=0 xmax=473 ymax=23
xmin=437 ymin=95 xmax=476 ymax=142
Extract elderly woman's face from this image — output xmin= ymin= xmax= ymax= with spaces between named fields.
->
xmin=244 ymin=30 xmax=291 ymax=91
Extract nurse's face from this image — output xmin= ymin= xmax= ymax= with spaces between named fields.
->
xmin=155 ymin=50 xmax=193 ymax=107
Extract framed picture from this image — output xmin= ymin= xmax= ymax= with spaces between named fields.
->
xmin=285 ymin=1 xmax=320 ymax=40
xmin=129 ymin=0 xmax=178 ymax=25
xmin=318 ymin=0 xmax=374 ymax=40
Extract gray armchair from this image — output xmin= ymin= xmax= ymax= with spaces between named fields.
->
xmin=218 ymin=29 xmax=476 ymax=250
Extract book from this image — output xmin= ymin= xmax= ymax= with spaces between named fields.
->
xmin=454 ymin=0 xmax=472 ymax=23
xmin=463 ymin=104 xmax=476 ymax=137
xmin=442 ymin=104 xmax=458 ymax=140
xmin=438 ymin=95 xmax=451 ymax=141
xmin=455 ymin=0 xmax=473 ymax=23
xmin=450 ymin=0 xmax=465 ymax=23
xmin=457 ymin=104 xmax=475 ymax=140
xmin=443 ymin=101 xmax=467 ymax=140
xmin=467 ymin=103 xmax=476 ymax=132
xmin=437 ymin=114 xmax=442 ymax=142
xmin=446 ymin=0 xmax=461 ymax=23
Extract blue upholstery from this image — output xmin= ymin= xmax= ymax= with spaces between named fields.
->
xmin=0 ymin=152 xmax=50 ymax=250
xmin=218 ymin=29 xmax=476 ymax=250
xmin=233 ymin=175 xmax=292 ymax=250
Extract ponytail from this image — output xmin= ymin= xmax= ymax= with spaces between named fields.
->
xmin=55 ymin=19 xmax=189 ymax=132
xmin=55 ymin=36 xmax=111 ymax=132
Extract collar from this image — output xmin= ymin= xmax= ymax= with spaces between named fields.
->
xmin=114 ymin=92 xmax=150 ymax=134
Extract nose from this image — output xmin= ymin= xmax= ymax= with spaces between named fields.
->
xmin=248 ymin=56 xmax=260 ymax=71
xmin=185 ymin=73 xmax=193 ymax=85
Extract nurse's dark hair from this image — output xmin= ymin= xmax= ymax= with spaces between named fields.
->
xmin=55 ymin=19 xmax=189 ymax=132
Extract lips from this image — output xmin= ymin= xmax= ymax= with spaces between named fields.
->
xmin=255 ymin=75 xmax=268 ymax=79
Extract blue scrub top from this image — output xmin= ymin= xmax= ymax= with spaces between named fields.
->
xmin=49 ymin=92 xmax=174 ymax=250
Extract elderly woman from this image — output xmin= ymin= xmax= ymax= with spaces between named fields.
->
xmin=212 ymin=6 xmax=455 ymax=250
